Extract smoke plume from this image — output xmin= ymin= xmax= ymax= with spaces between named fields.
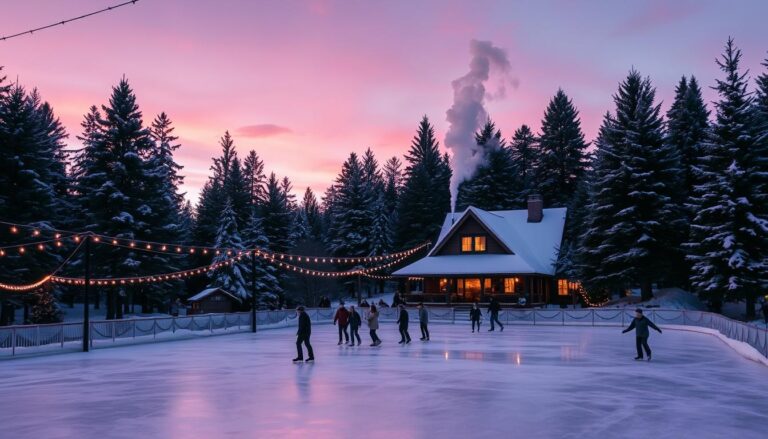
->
xmin=445 ymin=40 xmax=513 ymax=212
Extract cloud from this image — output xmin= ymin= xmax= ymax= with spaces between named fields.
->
xmin=236 ymin=124 xmax=293 ymax=138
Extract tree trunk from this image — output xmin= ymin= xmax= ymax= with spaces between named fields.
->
xmin=640 ymin=280 xmax=653 ymax=302
xmin=123 ymin=291 xmax=130 ymax=316
xmin=116 ymin=291 xmax=124 ymax=319
xmin=106 ymin=288 xmax=115 ymax=320
xmin=745 ymin=294 xmax=756 ymax=321
xmin=94 ymin=290 xmax=100 ymax=309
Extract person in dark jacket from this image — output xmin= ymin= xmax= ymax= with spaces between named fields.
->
xmin=348 ymin=305 xmax=362 ymax=346
xmin=397 ymin=304 xmax=411 ymax=344
xmin=293 ymin=306 xmax=314 ymax=363
xmin=470 ymin=302 xmax=482 ymax=333
xmin=333 ymin=302 xmax=350 ymax=345
xmin=622 ymin=308 xmax=662 ymax=361
xmin=487 ymin=297 xmax=504 ymax=332
xmin=418 ymin=302 xmax=429 ymax=341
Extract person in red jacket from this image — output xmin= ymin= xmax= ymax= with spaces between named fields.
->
xmin=333 ymin=302 xmax=350 ymax=345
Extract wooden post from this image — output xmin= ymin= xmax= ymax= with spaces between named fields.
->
xmin=82 ymin=234 xmax=91 ymax=353
xmin=251 ymin=251 xmax=257 ymax=333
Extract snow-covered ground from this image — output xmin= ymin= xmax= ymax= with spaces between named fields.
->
xmin=1 ymin=324 xmax=766 ymax=439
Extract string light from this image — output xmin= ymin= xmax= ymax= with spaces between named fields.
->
xmin=0 ymin=276 xmax=52 ymax=292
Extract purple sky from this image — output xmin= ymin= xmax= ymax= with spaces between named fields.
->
xmin=1 ymin=0 xmax=766 ymax=203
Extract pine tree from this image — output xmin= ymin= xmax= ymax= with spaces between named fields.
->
xmin=243 ymin=150 xmax=267 ymax=207
xmin=536 ymin=89 xmax=589 ymax=207
xmin=300 ymin=187 xmax=323 ymax=240
xmin=74 ymin=78 xmax=157 ymax=319
xmin=688 ymin=40 xmax=768 ymax=319
xmin=261 ymin=173 xmax=295 ymax=254
xmin=208 ymin=200 xmax=249 ymax=299
xmin=666 ymin=76 xmax=710 ymax=213
xmin=29 ymin=288 xmax=63 ymax=324
xmin=396 ymin=116 xmax=451 ymax=249
xmin=509 ymin=124 xmax=539 ymax=207
xmin=578 ymin=70 xmax=685 ymax=301
xmin=326 ymin=153 xmax=374 ymax=257
xmin=456 ymin=120 xmax=517 ymax=211
xmin=242 ymin=208 xmax=280 ymax=307
xmin=226 ymin=156 xmax=251 ymax=227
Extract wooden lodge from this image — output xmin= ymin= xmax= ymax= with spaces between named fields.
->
xmin=187 ymin=288 xmax=243 ymax=314
xmin=393 ymin=195 xmax=580 ymax=306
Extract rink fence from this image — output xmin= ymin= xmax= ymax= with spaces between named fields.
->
xmin=0 ymin=308 xmax=766 ymax=359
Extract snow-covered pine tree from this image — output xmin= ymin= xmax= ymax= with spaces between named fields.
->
xmin=301 ymin=187 xmax=323 ymax=240
xmin=396 ymin=116 xmax=451 ymax=249
xmin=0 ymin=84 xmax=69 ymax=286
xmin=456 ymin=120 xmax=517 ymax=211
xmin=194 ymin=132 xmax=238 ymax=247
xmin=383 ymin=156 xmax=402 ymax=216
xmin=536 ymin=89 xmax=589 ymax=207
xmin=261 ymin=173 xmax=296 ymax=254
xmin=578 ymin=70 xmax=685 ymax=301
xmin=208 ymin=199 xmax=250 ymax=300
xmin=509 ymin=124 xmax=539 ymax=208
xmin=29 ymin=288 xmax=63 ymax=324
xmin=243 ymin=150 xmax=267 ymax=208
xmin=326 ymin=153 xmax=374 ymax=257
xmin=369 ymin=194 xmax=393 ymax=257
xmin=688 ymin=40 xmax=768 ymax=319
xmin=242 ymin=208 xmax=280 ymax=307
xmin=74 ymin=78 xmax=156 ymax=319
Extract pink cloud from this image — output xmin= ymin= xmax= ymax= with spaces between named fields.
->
xmin=236 ymin=124 xmax=294 ymax=138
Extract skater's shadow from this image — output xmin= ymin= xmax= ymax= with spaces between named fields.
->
xmin=295 ymin=362 xmax=315 ymax=403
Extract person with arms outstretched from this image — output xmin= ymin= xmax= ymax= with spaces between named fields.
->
xmin=293 ymin=306 xmax=314 ymax=363
xmin=622 ymin=308 xmax=662 ymax=361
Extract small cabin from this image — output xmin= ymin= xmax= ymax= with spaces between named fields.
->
xmin=187 ymin=288 xmax=242 ymax=314
xmin=393 ymin=195 xmax=579 ymax=306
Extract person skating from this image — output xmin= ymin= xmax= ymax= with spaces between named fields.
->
xmin=397 ymin=304 xmax=412 ymax=344
xmin=333 ymin=302 xmax=350 ymax=345
xmin=348 ymin=305 xmax=362 ymax=346
xmin=622 ymin=308 xmax=662 ymax=361
xmin=367 ymin=304 xmax=381 ymax=346
xmin=418 ymin=302 xmax=430 ymax=341
xmin=470 ymin=302 xmax=482 ymax=333
xmin=487 ymin=297 xmax=504 ymax=332
xmin=293 ymin=306 xmax=314 ymax=363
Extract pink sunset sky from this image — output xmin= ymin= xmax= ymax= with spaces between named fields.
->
xmin=1 ymin=0 xmax=767 ymax=204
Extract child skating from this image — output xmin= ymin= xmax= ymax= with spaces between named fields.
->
xmin=470 ymin=302 xmax=482 ymax=333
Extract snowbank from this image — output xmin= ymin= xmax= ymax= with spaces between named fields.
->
xmin=607 ymin=288 xmax=705 ymax=310
xmin=664 ymin=324 xmax=768 ymax=367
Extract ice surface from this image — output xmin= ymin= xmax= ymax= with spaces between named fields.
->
xmin=1 ymin=324 xmax=767 ymax=439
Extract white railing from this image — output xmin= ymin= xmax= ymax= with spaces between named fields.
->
xmin=1 ymin=308 xmax=766 ymax=359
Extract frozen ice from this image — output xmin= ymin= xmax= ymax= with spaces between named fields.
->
xmin=1 ymin=323 xmax=766 ymax=439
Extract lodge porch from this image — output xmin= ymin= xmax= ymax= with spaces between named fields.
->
xmin=400 ymin=275 xmax=580 ymax=306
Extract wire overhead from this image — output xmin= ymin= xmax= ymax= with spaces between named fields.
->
xmin=0 ymin=0 xmax=140 ymax=42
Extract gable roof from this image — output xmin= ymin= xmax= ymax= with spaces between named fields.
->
xmin=188 ymin=288 xmax=243 ymax=304
xmin=430 ymin=207 xmax=514 ymax=255
xmin=394 ymin=206 xmax=567 ymax=277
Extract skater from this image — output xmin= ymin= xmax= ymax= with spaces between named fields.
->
xmin=348 ymin=305 xmax=362 ymax=346
xmin=470 ymin=302 xmax=482 ymax=333
xmin=397 ymin=304 xmax=412 ymax=344
xmin=418 ymin=302 xmax=429 ymax=341
xmin=367 ymin=304 xmax=381 ymax=346
xmin=293 ymin=306 xmax=314 ymax=363
xmin=622 ymin=308 xmax=662 ymax=361
xmin=488 ymin=297 xmax=504 ymax=332
xmin=333 ymin=302 xmax=350 ymax=345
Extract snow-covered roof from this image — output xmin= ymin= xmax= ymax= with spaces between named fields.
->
xmin=187 ymin=288 xmax=243 ymax=303
xmin=393 ymin=206 xmax=567 ymax=277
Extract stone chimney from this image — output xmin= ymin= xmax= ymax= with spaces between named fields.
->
xmin=527 ymin=194 xmax=543 ymax=223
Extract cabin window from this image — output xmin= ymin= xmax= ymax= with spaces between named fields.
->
xmin=483 ymin=278 xmax=491 ymax=290
xmin=474 ymin=236 xmax=486 ymax=252
xmin=557 ymin=279 xmax=569 ymax=296
xmin=504 ymin=278 xmax=516 ymax=294
xmin=439 ymin=278 xmax=451 ymax=293
xmin=461 ymin=235 xmax=487 ymax=253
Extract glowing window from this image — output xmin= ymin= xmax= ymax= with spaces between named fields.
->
xmin=558 ymin=279 xmax=569 ymax=296
xmin=461 ymin=236 xmax=473 ymax=252
xmin=484 ymin=278 xmax=491 ymax=290
xmin=504 ymin=278 xmax=516 ymax=294
xmin=474 ymin=236 xmax=486 ymax=252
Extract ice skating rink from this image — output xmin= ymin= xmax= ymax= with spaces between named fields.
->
xmin=1 ymin=323 xmax=766 ymax=439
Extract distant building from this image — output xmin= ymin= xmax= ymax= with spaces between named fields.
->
xmin=393 ymin=195 xmax=578 ymax=305
xmin=187 ymin=288 xmax=243 ymax=314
